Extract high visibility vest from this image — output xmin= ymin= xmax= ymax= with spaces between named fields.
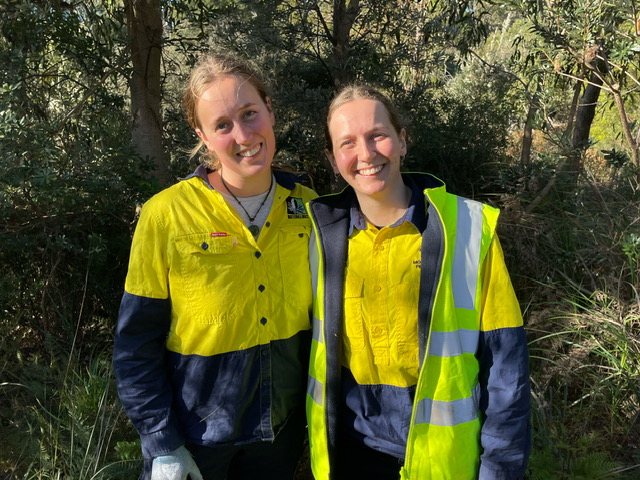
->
xmin=306 ymin=182 xmax=500 ymax=480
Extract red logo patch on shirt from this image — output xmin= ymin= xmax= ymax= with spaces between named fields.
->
xmin=210 ymin=232 xmax=228 ymax=237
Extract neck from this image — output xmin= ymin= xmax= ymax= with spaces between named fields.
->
xmin=356 ymin=183 xmax=412 ymax=228
xmin=210 ymin=169 xmax=272 ymax=197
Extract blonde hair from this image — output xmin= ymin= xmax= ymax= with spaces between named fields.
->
xmin=325 ymin=84 xmax=404 ymax=152
xmin=183 ymin=52 xmax=271 ymax=170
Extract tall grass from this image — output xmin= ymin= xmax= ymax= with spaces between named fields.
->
xmin=0 ymin=258 xmax=141 ymax=478
xmin=527 ymin=285 xmax=640 ymax=479
xmin=0 ymin=343 xmax=142 ymax=479
xmin=502 ymin=158 xmax=640 ymax=479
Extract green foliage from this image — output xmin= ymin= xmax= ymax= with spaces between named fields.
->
xmin=0 ymin=0 xmax=155 ymax=476
xmin=502 ymin=159 xmax=640 ymax=297
xmin=0 ymin=0 xmax=156 ymax=354
xmin=602 ymin=148 xmax=630 ymax=169
xmin=528 ymin=448 xmax=625 ymax=479
xmin=114 ymin=440 xmax=143 ymax=461
xmin=502 ymin=0 xmax=640 ymax=172
xmin=525 ymin=282 xmax=640 ymax=479
xmin=621 ymin=233 xmax=640 ymax=285
xmin=1 ymin=350 xmax=142 ymax=479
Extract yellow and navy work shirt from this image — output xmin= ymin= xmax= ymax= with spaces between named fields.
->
xmin=113 ymin=166 xmax=317 ymax=458
xmin=340 ymin=178 xmax=426 ymax=458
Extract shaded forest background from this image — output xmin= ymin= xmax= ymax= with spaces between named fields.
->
xmin=1 ymin=0 xmax=639 ymax=478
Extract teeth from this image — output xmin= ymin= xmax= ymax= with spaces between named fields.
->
xmin=239 ymin=145 xmax=261 ymax=157
xmin=358 ymin=165 xmax=384 ymax=176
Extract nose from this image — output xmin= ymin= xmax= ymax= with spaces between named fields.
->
xmin=233 ymin=122 xmax=252 ymax=144
xmin=357 ymin=140 xmax=376 ymax=162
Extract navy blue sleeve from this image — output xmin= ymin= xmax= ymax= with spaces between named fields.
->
xmin=477 ymin=326 xmax=531 ymax=480
xmin=113 ymin=292 xmax=185 ymax=458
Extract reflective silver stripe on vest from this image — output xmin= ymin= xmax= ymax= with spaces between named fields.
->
xmin=452 ymin=198 xmax=483 ymax=310
xmin=312 ymin=315 xmax=323 ymax=343
xmin=414 ymin=384 xmax=480 ymax=426
xmin=307 ymin=374 xmax=323 ymax=406
xmin=428 ymin=329 xmax=479 ymax=357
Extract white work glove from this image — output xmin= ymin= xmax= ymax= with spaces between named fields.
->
xmin=151 ymin=445 xmax=204 ymax=480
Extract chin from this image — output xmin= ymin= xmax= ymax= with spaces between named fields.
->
xmin=247 ymin=160 xmax=272 ymax=175
xmin=353 ymin=183 xmax=387 ymax=197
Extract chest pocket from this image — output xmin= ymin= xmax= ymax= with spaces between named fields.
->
xmin=343 ymin=274 xmax=365 ymax=353
xmin=278 ymin=224 xmax=312 ymax=309
xmin=174 ymin=233 xmax=238 ymax=324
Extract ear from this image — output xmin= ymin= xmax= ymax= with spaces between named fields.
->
xmin=325 ymin=149 xmax=339 ymax=174
xmin=265 ymin=97 xmax=276 ymax=126
xmin=195 ymin=128 xmax=210 ymax=150
xmin=399 ymin=128 xmax=407 ymax=156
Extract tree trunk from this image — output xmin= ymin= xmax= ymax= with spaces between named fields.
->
xmin=570 ymin=73 xmax=603 ymax=153
xmin=520 ymin=76 xmax=543 ymax=166
xmin=563 ymin=81 xmax=582 ymax=141
xmin=560 ymin=72 xmax=603 ymax=184
xmin=331 ymin=0 xmax=360 ymax=87
xmin=520 ymin=102 xmax=535 ymax=166
xmin=125 ymin=0 xmax=168 ymax=186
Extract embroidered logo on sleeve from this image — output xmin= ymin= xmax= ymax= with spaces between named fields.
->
xmin=286 ymin=197 xmax=308 ymax=218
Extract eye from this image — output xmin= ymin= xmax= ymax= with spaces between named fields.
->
xmin=372 ymin=132 xmax=387 ymax=141
xmin=215 ymin=121 xmax=230 ymax=132
xmin=243 ymin=110 xmax=258 ymax=120
xmin=340 ymin=139 xmax=355 ymax=149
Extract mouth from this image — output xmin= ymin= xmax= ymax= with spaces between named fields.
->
xmin=357 ymin=164 xmax=384 ymax=176
xmin=238 ymin=144 xmax=261 ymax=157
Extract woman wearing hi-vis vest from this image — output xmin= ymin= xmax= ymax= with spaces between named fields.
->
xmin=305 ymin=85 xmax=531 ymax=480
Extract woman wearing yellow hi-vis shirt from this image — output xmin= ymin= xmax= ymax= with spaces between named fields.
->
xmin=113 ymin=52 xmax=317 ymax=480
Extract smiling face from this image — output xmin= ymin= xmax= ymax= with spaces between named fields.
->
xmin=195 ymin=74 xmax=276 ymax=188
xmin=327 ymin=98 xmax=407 ymax=200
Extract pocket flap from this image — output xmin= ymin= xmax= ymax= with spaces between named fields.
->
xmin=345 ymin=275 xmax=364 ymax=299
xmin=175 ymin=233 xmax=235 ymax=255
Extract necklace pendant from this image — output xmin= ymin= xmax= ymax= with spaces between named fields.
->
xmin=248 ymin=224 xmax=260 ymax=236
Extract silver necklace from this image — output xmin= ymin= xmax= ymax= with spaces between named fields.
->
xmin=220 ymin=174 xmax=273 ymax=237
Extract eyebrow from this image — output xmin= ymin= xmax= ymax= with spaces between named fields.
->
xmin=334 ymin=124 xmax=390 ymax=140
xmin=208 ymin=102 xmax=259 ymax=127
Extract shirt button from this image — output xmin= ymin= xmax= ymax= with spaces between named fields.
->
xmin=255 ymin=251 xmax=262 ymax=258
xmin=298 ymin=233 xmax=304 ymax=238
xmin=201 ymin=242 xmax=209 ymax=250
xmin=258 ymin=285 xmax=265 ymax=292
xmin=265 ymin=222 xmax=271 ymax=227
xmin=260 ymin=317 xmax=267 ymax=325
xmin=372 ymin=327 xmax=383 ymax=334
xmin=374 ymin=285 xmax=382 ymax=292
xmin=262 ymin=349 xmax=269 ymax=356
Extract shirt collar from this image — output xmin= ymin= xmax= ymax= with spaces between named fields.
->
xmin=180 ymin=164 xmax=299 ymax=191
xmin=348 ymin=174 xmax=427 ymax=235
xmin=180 ymin=164 xmax=213 ymax=188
